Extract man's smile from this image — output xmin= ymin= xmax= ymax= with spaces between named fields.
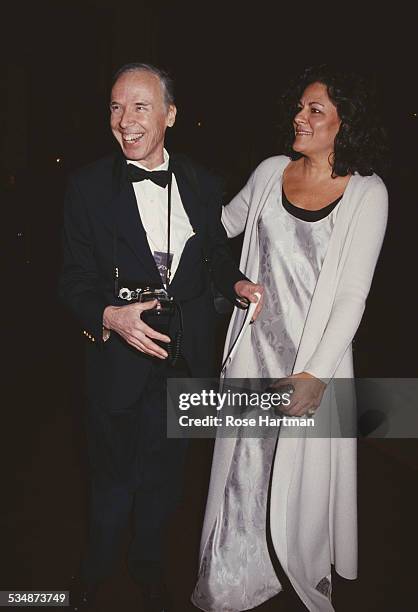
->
xmin=122 ymin=133 xmax=145 ymax=143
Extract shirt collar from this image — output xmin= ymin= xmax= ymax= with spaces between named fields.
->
xmin=127 ymin=148 xmax=169 ymax=172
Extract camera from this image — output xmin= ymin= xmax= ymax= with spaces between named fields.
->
xmin=116 ymin=283 xmax=183 ymax=366
xmin=138 ymin=287 xmax=176 ymax=317
xmin=118 ymin=285 xmax=175 ymax=316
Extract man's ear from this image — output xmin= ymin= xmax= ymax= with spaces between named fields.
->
xmin=167 ymin=104 xmax=177 ymax=128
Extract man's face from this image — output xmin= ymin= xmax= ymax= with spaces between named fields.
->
xmin=110 ymin=70 xmax=176 ymax=169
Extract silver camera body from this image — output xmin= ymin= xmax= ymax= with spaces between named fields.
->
xmin=118 ymin=286 xmax=175 ymax=316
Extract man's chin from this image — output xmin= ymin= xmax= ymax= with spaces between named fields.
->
xmin=121 ymin=141 xmax=145 ymax=161
xmin=118 ymin=142 xmax=165 ymax=169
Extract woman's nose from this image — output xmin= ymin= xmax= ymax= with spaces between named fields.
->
xmin=294 ymin=108 xmax=308 ymax=124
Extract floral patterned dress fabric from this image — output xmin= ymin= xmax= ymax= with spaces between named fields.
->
xmin=192 ymin=185 xmax=340 ymax=611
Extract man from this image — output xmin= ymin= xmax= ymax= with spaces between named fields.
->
xmin=60 ymin=63 xmax=261 ymax=611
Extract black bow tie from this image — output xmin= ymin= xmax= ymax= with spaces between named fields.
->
xmin=127 ymin=164 xmax=170 ymax=188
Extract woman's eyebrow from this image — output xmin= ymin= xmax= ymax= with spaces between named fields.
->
xmin=298 ymin=100 xmax=325 ymax=107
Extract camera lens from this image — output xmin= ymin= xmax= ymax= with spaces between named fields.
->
xmin=119 ymin=288 xmax=131 ymax=300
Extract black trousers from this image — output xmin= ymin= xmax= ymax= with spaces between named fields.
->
xmin=81 ymin=361 xmax=188 ymax=584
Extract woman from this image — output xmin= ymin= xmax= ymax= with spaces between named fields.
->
xmin=192 ymin=66 xmax=388 ymax=611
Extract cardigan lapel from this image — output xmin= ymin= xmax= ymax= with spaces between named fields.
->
xmin=293 ymin=173 xmax=358 ymax=374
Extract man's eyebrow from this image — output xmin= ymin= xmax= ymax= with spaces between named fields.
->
xmin=109 ymin=100 xmax=151 ymax=105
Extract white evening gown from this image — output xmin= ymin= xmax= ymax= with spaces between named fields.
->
xmin=192 ymin=183 xmax=341 ymax=611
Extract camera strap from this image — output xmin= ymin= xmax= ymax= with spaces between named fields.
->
xmin=111 ymin=166 xmax=185 ymax=367
xmin=165 ymin=171 xmax=173 ymax=289
xmin=113 ymin=170 xmax=174 ymax=295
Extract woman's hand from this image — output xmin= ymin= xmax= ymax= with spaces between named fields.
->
xmin=269 ymin=372 xmax=326 ymax=417
xmin=234 ymin=280 xmax=264 ymax=321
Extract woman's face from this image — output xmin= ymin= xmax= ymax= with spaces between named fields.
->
xmin=292 ymin=81 xmax=341 ymax=159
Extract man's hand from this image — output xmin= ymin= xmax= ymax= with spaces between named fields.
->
xmin=234 ymin=280 xmax=264 ymax=321
xmin=269 ymin=372 xmax=326 ymax=417
xmin=103 ymin=300 xmax=170 ymax=359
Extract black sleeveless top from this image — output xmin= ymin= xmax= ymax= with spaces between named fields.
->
xmin=282 ymin=188 xmax=342 ymax=222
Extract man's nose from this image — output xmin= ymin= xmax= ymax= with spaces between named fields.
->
xmin=119 ymin=108 xmax=134 ymax=128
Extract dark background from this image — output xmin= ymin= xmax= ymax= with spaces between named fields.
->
xmin=2 ymin=1 xmax=417 ymax=374
xmin=1 ymin=2 xmax=417 ymax=610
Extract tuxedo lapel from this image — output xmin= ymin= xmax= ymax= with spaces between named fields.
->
xmin=109 ymin=153 xmax=206 ymax=288
xmin=169 ymin=156 xmax=207 ymax=293
xmin=111 ymin=154 xmax=161 ymax=281
xmin=170 ymin=156 xmax=204 ymax=235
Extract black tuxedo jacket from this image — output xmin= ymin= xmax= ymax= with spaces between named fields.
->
xmin=59 ymin=151 xmax=245 ymax=412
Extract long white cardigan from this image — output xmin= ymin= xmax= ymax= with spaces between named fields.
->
xmin=199 ymin=156 xmax=388 ymax=612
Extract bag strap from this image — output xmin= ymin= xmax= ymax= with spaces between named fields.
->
xmin=220 ymin=293 xmax=261 ymax=375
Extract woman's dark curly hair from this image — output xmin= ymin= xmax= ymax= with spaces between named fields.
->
xmin=278 ymin=65 xmax=388 ymax=177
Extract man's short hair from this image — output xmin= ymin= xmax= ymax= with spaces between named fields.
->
xmin=111 ymin=62 xmax=175 ymax=107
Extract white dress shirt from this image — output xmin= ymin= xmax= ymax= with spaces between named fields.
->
xmin=128 ymin=149 xmax=195 ymax=283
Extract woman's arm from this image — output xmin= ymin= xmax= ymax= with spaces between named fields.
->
xmin=205 ymin=174 xmax=248 ymax=302
xmin=221 ymin=172 xmax=255 ymax=238
xmin=303 ymin=180 xmax=389 ymax=380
